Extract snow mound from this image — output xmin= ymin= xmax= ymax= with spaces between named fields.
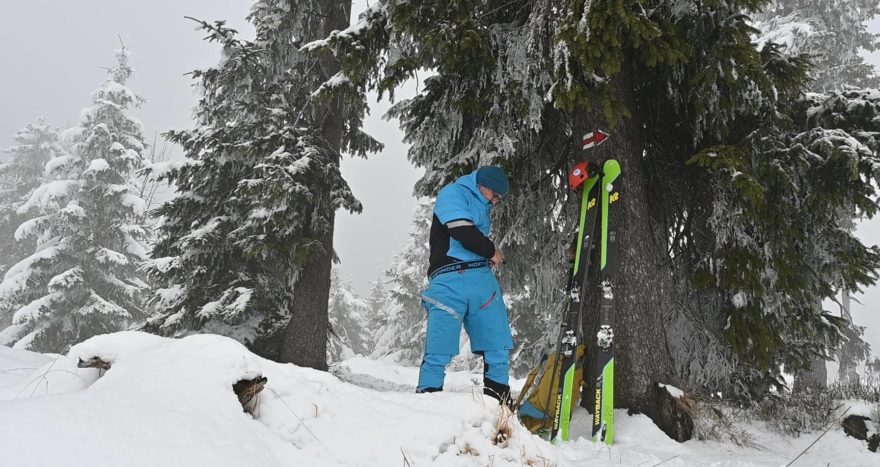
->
xmin=2 ymin=333 xmax=878 ymax=466
xmin=0 ymin=345 xmax=53 ymax=392
xmin=0 ymin=345 xmax=96 ymax=400
xmin=0 ymin=332 xmax=558 ymax=466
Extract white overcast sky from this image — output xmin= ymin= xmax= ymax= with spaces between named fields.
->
xmin=0 ymin=2 xmax=877 ymax=358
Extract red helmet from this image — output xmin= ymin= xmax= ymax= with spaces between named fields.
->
xmin=568 ymin=161 xmax=590 ymax=191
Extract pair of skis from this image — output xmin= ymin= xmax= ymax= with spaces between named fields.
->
xmin=548 ymin=131 xmax=620 ymax=446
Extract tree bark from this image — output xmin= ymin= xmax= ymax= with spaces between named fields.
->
xmin=794 ymin=301 xmax=829 ymax=391
xmin=279 ymin=0 xmax=350 ymax=370
xmin=837 ymin=289 xmax=861 ymax=385
xmin=281 ymin=219 xmax=335 ymax=370
xmin=793 ymin=355 xmax=828 ymax=391
xmin=579 ymin=61 xmax=676 ymax=412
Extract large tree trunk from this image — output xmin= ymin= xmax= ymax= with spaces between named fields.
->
xmin=279 ymin=0 xmax=350 ymax=370
xmin=579 ymin=62 xmax=676 ymax=412
xmin=281 ymin=218 xmax=335 ymax=370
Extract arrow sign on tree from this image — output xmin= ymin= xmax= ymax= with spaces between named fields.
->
xmin=582 ymin=130 xmax=609 ymax=149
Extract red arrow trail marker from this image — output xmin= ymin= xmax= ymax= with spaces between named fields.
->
xmin=582 ymin=130 xmax=609 ymax=149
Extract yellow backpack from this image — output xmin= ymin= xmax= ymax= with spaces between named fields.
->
xmin=516 ymin=345 xmax=585 ymax=433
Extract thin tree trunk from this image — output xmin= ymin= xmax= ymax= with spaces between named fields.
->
xmin=836 ymin=289 xmax=861 ymax=385
xmin=794 ymin=301 xmax=829 ymax=391
xmin=279 ymin=0 xmax=350 ymax=370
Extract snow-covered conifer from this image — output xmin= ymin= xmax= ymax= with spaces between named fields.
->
xmin=144 ymin=2 xmax=379 ymax=367
xmin=316 ymin=0 xmax=880 ymax=404
xmin=753 ymin=0 xmax=880 ymax=91
xmin=365 ymin=278 xmax=392 ymax=326
xmin=327 ymin=267 xmax=373 ymax=361
xmin=370 ymin=201 xmax=431 ymax=364
xmin=0 ymin=47 xmax=150 ymax=352
xmin=750 ymin=1 xmax=880 ymax=384
xmin=684 ymin=92 xmax=880 ymax=394
xmin=0 ymin=119 xmax=64 ymax=278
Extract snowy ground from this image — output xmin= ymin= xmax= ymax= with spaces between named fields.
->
xmin=0 ymin=333 xmax=876 ymax=466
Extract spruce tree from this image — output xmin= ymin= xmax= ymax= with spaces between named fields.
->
xmin=370 ymin=202 xmax=431 ymax=364
xmin=753 ymin=1 xmax=880 ymax=386
xmin=0 ymin=47 xmax=150 ymax=352
xmin=144 ymin=1 xmax=379 ymax=367
xmin=753 ymin=0 xmax=880 ymax=91
xmin=327 ymin=267 xmax=373 ymax=359
xmin=0 ymin=119 xmax=64 ymax=279
xmin=313 ymin=0 xmax=880 ymax=410
xmin=365 ymin=277 xmax=392 ymax=331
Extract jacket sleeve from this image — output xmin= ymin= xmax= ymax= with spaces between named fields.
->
xmin=447 ymin=221 xmax=496 ymax=258
xmin=433 ymin=185 xmax=471 ymax=224
xmin=434 ymin=185 xmax=496 ymax=258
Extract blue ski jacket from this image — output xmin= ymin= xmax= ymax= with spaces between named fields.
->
xmin=428 ymin=171 xmax=494 ymax=273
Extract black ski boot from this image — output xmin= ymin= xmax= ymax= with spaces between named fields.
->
xmin=483 ymin=378 xmax=513 ymax=407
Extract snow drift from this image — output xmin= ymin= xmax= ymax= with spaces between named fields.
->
xmin=0 ymin=332 xmax=556 ymax=466
xmin=1 ymin=332 xmax=877 ymax=466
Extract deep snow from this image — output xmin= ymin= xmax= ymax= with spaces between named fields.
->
xmin=0 ymin=332 xmax=877 ymax=466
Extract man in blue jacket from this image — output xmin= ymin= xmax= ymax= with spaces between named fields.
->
xmin=416 ymin=166 xmax=513 ymax=404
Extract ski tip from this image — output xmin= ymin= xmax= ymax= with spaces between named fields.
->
xmin=602 ymin=159 xmax=620 ymax=170
xmin=602 ymin=159 xmax=621 ymax=179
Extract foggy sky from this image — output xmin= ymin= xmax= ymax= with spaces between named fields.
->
xmin=0 ymin=2 xmax=877 ymax=356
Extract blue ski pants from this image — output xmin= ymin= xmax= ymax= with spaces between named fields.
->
xmin=417 ymin=266 xmax=513 ymax=391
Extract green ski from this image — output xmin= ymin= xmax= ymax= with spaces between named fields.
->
xmin=548 ymin=161 xmax=600 ymax=444
xmin=591 ymin=159 xmax=620 ymax=445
